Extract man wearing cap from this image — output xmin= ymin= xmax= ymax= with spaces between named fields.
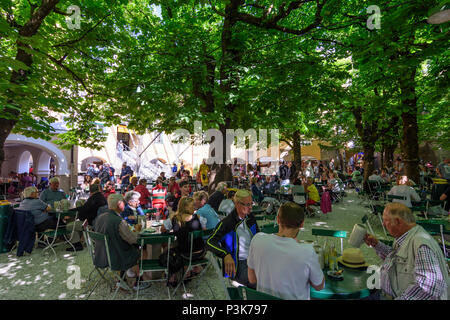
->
xmin=64 ymin=183 xmax=107 ymax=251
xmin=39 ymin=177 xmax=66 ymax=208
xmin=247 ymin=202 xmax=324 ymax=299
xmin=364 ymin=202 xmax=450 ymax=300
xmin=206 ymin=189 xmax=259 ymax=287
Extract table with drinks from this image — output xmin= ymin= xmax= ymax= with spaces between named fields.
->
xmin=311 ymin=241 xmax=374 ymax=300
xmin=309 ymin=223 xmax=376 ymax=300
xmin=132 ymin=214 xmax=167 ymax=279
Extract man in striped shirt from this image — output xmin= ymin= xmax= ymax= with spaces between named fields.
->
xmin=364 ymin=202 xmax=450 ymax=300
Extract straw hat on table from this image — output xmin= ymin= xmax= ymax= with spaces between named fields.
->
xmin=337 ymin=248 xmax=369 ymax=268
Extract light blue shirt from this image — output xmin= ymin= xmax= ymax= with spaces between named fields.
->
xmin=39 ymin=188 xmax=66 ymax=207
xmin=18 ymin=198 xmax=49 ymax=225
xmin=195 ymin=204 xmax=220 ymax=230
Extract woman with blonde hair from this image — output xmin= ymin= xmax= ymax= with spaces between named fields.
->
xmin=161 ymin=196 xmax=205 ymax=286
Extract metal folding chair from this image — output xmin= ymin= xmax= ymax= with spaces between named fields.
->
xmin=37 ymin=209 xmax=79 ymax=261
xmin=83 ymin=229 xmax=132 ymax=299
xmin=136 ymin=233 xmax=175 ymax=299
xmin=172 ymin=229 xmax=215 ymax=298
xmin=416 ymin=220 xmax=449 ymax=259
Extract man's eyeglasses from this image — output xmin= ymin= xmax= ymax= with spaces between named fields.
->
xmin=238 ymin=202 xmax=252 ymax=208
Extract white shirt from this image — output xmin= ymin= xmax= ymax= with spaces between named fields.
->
xmin=237 ymin=219 xmax=253 ymax=260
xmin=388 ymin=185 xmax=421 ymax=208
xmin=247 ymin=233 xmax=324 ymax=300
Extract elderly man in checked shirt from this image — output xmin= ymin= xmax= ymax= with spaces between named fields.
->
xmin=364 ymin=202 xmax=450 ymax=300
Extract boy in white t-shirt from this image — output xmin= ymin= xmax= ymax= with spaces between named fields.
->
xmin=247 ymin=202 xmax=325 ymax=300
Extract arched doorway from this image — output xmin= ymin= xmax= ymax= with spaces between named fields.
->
xmin=17 ymin=151 xmax=33 ymax=174
xmin=80 ymin=156 xmax=106 ymax=172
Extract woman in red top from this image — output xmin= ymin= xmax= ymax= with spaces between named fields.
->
xmin=103 ymin=181 xmax=116 ymax=199
xmin=134 ymin=178 xmax=152 ymax=208
xmin=168 ymin=176 xmax=180 ymax=195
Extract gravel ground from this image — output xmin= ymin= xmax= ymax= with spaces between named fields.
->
xmin=0 ymin=190 xmax=387 ymax=300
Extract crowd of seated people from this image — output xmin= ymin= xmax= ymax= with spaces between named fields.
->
xmin=13 ymin=154 xmax=447 ymax=300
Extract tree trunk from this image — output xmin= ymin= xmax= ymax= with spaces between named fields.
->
xmin=384 ymin=143 xmax=397 ymax=169
xmin=401 ymin=111 xmax=420 ymax=183
xmin=292 ymin=130 xmax=302 ymax=179
xmin=208 ymin=122 xmax=233 ymax=194
xmin=208 ymin=1 xmax=242 ymax=193
xmin=363 ymin=145 xmax=375 ymax=182
xmin=0 ymin=1 xmax=60 ymax=174
xmin=399 ymin=70 xmax=420 ymax=183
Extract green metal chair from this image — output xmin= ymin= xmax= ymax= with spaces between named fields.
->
xmin=293 ymin=192 xmax=307 ymax=206
xmin=387 ymin=194 xmax=407 ymax=202
xmin=416 ymin=220 xmax=449 ymax=259
xmin=83 ymin=229 xmax=131 ymax=300
xmin=311 ymin=228 xmax=347 ymax=254
xmin=136 ymin=233 xmax=175 ymax=299
xmin=371 ymin=205 xmax=388 ymax=238
xmin=260 ymin=223 xmax=279 ymax=234
xmin=172 ymin=229 xmax=215 ymax=298
xmin=38 ymin=209 xmax=79 ymax=261
xmin=361 ymin=214 xmax=375 ymax=235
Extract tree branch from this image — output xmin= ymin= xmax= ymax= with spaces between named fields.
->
xmin=52 ymin=12 xmax=112 ymax=48
xmin=208 ymin=0 xmax=226 ymax=17
xmin=236 ymin=0 xmax=325 ymax=36
xmin=27 ymin=0 xmax=38 ymax=17
xmin=53 ymin=7 xmax=71 ymax=16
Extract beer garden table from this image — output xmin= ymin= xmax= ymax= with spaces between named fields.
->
xmin=310 ymin=265 xmax=375 ymax=300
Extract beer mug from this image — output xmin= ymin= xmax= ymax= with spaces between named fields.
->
xmin=348 ymin=224 xmax=367 ymax=248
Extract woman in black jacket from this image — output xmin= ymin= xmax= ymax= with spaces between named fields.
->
xmin=65 ymin=183 xmax=107 ymax=251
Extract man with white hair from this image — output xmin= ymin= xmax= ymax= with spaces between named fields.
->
xmin=207 ymin=181 xmax=228 ymax=212
xmin=206 ymin=189 xmax=259 ymax=287
xmin=365 ymin=202 xmax=450 ymax=300
xmin=121 ymin=191 xmax=145 ymax=225
xmin=94 ymin=193 xmax=151 ymax=291
xmin=39 ymin=177 xmax=66 ymax=208
xmin=18 ymin=186 xmax=57 ymax=232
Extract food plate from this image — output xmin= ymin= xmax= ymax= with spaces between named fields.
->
xmin=327 ymin=270 xmax=344 ymax=280
xmin=141 ymin=227 xmax=156 ymax=234
xmin=151 ymin=221 xmax=163 ymax=227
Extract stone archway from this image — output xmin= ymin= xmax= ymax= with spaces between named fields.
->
xmin=17 ymin=150 xmax=33 ymax=174
xmin=80 ymin=156 xmax=107 ymax=172
xmin=36 ymin=151 xmax=52 ymax=177
xmin=5 ymin=134 xmax=70 ymax=176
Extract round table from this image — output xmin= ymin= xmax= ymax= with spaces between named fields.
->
xmin=310 ymin=265 xmax=374 ymax=299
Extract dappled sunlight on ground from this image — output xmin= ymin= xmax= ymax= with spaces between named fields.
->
xmin=0 ymin=189 xmax=386 ymax=299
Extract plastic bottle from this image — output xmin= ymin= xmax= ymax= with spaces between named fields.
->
xmin=323 ymin=240 xmax=329 ymax=268
xmin=328 ymin=242 xmax=336 ymax=271
xmin=315 ymin=245 xmax=325 ymax=269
